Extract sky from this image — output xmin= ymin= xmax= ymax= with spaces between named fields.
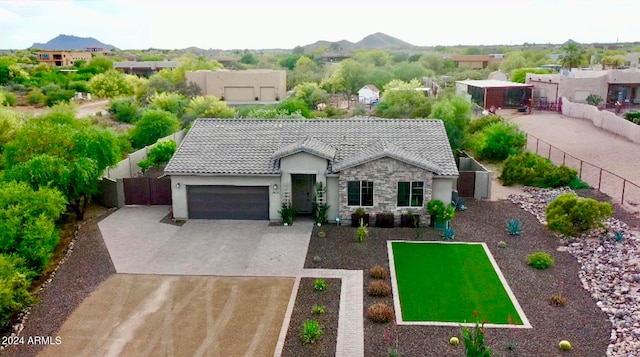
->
xmin=1 ymin=0 xmax=639 ymax=50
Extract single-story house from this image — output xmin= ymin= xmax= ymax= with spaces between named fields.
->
xmin=358 ymin=84 xmax=380 ymax=104
xmin=114 ymin=61 xmax=178 ymax=77
xmin=448 ymin=54 xmax=504 ymax=69
xmin=526 ymin=69 xmax=640 ymax=105
xmin=164 ymin=118 xmax=459 ymax=224
xmin=456 ymin=79 xmax=533 ymax=109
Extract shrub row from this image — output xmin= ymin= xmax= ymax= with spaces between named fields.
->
xmin=499 ymin=152 xmax=580 ymax=188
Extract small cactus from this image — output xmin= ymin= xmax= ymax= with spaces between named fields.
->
xmin=615 ymin=231 xmax=624 ymax=242
xmin=507 ymin=219 xmax=521 ymax=235
xmin=449 ymin=336 xmax=460 ymax=345
xmin=558 ymin=340 xmax=572 ymax=350
xmin=498 ymin=240 xmax=507 ymax=248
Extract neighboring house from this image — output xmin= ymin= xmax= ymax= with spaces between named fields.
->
xmin=456 ymin=80 xmax=533 ymax=109
xmin=114 ymin=61 xmax=178 ymax=77
xmin=358 ymin=84 xmax=380 ymax=104
xmin=37 ymin=50 xmax=93 ymax=67
xmin=164 ymin=118 xmax=459 ymax=224
xmin=185 ymin=69 xmax=286 ymax=103
xmin=449 ymin=54 xmax=504 ymax=69
xmin=526 ymin=69 xmax=640 ymax=105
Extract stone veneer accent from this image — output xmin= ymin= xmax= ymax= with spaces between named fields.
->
xmin=338 ymin=157 xmax=433 ymax=225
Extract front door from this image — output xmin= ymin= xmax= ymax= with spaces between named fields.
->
xmin=292 ymin=174 xmax=315 ymax=214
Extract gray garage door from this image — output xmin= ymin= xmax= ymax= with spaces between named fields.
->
xmin=187 ymin=185 xmax=269 ymax=220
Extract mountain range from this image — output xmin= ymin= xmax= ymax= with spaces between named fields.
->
xmin=32 ymin=34 xmax=116 ymax=50
xmin=301 ymin=32 xmax=415 ymax=51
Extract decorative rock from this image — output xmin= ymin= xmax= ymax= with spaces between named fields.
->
xmin=509 ymin=187 xmax=640 ymax=356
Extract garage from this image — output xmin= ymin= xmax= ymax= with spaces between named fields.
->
xmin=187 ymin=185 xmax=269 ymax=220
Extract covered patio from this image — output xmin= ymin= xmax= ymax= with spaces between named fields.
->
xmin=456 ymin=79 xmax=534 ymax=109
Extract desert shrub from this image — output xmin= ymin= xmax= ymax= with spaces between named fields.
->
xmin=624 ymin=111 xmax=640 ymax=120
xmin=67 ymin=80 xmax=90 ymax=93
xmin=129 ymin=109 xmax=181 ymax=149
xmin=498 ymin=240 xmax=507 ymax=248
xmin=466 ymin=115 xmax=502 ymax=135
xmin=461 ymin=322 xmax=493 ymax=357
xmin=0 ymin=254 xmax=35 ymax=331
xmin=45 ymin=88 xmax=75 ymax=106
xmin=314 ymin=278 xmax=327 ymax=291
xmin=367 ymin=303 xmax=395 ymax=323
xmin=277 ymin=98 xmax=311 ymax=118
xmin=472 ymin=121 xmax=526 ymax=161
xmin=368 ymin=280 xmax=392 ymax=297
xmin=356 ymin=221 xmax=368 ymax=243
xmin=311 ymin=305 xmax=325 ymax=315
xmin=0 ymin=91 xmax=16 ymax=106
xmin=369 ymin=265 xmax=389 ymax=280
xmin=109 ymin=97 xmax=140 ymax=123
xmin=138 ymin=140 xmax=177 ymax=172
xmin=586 ymin=94 xmax=603 ymax=106
xmin=527 ymin=251 xmax=554 ymax=269
xmin=148 ymin=91 xmax=188 ymax=116
xmin=499 ymin=152 xmax=577 ymax=188
xmin=545 ymin=193 xmax=613 ymax=236
xmin=26 ymin=89 xmax=45 ymax=105
xmin=548 ymin=294 xmax=567 ymax=307
xmin=300 ymin=319 xmax=323 ymax=344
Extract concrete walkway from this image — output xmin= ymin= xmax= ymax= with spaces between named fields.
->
xmin=98 ymin=206 xmax=364 ymax=357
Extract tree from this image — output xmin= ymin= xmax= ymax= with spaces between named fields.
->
xmin=509 ymin=68 xmax=551 ymax=84
xmin=470 ymin=122 xmax=526 ymax=161
xmin=183 ymin=95 xmax=237 ymax=123
xmin=0 ymin=107 xmax=23 ymax=151
xmin=322 ymin=59 xmax=367 ymax=105
xmin=3 ymin=104 xmax=121 ymax=219
xmin=430 ymin=96 xmax=472 ymax=151
xmin=138 ymin=140 xmax=177 ymax=172
xmin=0 ymin=181 xmax=66 ymax=271
xmin=559 ymin=43 xmax=586 ymax=69
xmin=277 ymin=98 xmax=311 ymax=118
xmin=392 ymin=62 xmax=430 ymax=82
xmin=374 ymin=80 xmax=432 ymax=118
xmin=148 ymin=92 xmax=188 ymax=116
xmin=88 ymin=69 xmax=135 ymax=98
xmin=293 ymin=82 xmax=329 ymax=109
xmin=288 ymin=56 xmax=323 ymax=89
xmin=129 ymin=109 xmax=181 ymax=149
xmin=239 ymin=51 xmax=258 ymax=65
xmin=0 ymin=254 xmax=35 ymax=331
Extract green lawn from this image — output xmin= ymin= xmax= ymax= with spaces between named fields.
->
xmin=390 ymin=242 xmax=523 ymax=325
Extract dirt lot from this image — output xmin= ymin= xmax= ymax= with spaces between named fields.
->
xmin=39 ymin=275 xmax=293 ymax=357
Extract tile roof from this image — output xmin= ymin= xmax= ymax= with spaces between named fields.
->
xmin=164 ymin=117 xmax=459 ymax=176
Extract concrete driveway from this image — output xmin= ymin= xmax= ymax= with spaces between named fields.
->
xmin=98 ymin=206 xmax=313 ymax=276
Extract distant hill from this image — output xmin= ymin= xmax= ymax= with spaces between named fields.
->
xmin=301 ymin=32 xmax=415 ymax=51
xmin=31 ymin=34 xmax=117 ymax=50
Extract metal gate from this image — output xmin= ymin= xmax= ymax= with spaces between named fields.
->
xmin=123 ymin=177 xmax=172 ymax=205
xmin=457 ymin=171 xmax=476 ymax=197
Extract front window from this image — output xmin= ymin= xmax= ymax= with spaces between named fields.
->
xmin=397 ymin=182 xmax=424 ymax=207
xmin=347 ymin=181 xmax=373 ymax=206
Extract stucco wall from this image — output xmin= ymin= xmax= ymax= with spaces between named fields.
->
xmin=337 ymin=157 xmax=433 ymax=224
xmin=186 ymin=69 xmax=286 ymax=102
xmin=326 ymin=176 xmax=339 ymax=222
xmin=432 ymin=177 xmax=456 ymax=203
xmin=170 ymin=175 xmax=281 ymax=220
xmin=562 ymin=97 xmax=640 ymax=144
xmin=279 ymin=152 xmax=329 ymax=208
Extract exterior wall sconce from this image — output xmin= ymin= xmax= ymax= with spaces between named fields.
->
xmin=273 ymin=184 xmax=278 ymax=190
xmin=335 ymin=217 xmax=341 ymax=226
xmin=175 ymin=182 xmax=181 ymax=188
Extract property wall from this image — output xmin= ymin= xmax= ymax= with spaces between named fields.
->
xmin=186 ymin=70 xmax=286 ymax=102
xmin=170 ymin=175 xmax=281 ymax=220
xmin=337 ymin=157 xmax=433 ymax=225
xmin=458 ymin=156 xmax=492 ymax=200
xmin=562 ymin=97 xmax=640 ymax=144
xmin=527 ymin=73 xmax=607 ymax=103
xmin=104 ymin=130 xmax=185 ymax=179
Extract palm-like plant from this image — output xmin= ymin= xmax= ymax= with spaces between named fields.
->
xmin=559 ymin=43 xmax=586 ymax=69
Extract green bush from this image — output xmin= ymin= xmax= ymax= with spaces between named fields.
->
xmin=461 ymin=322 xmax=493 ymax=356
xmin=313 ymin=278 xmax=327 ymax=291
xmin=129 ymin=109 xmax=181 ymax=149
xmin=277 ymin=98 xmax=311 ymax=118
xmin=138 ymin=140 xmax=177 ymax=172
xmin=0 ymin=254 xmax=35 ymax=331
xmin=499 ymin=152 xmax=577 ymax=188
xmin=545 ymin=193 xmax=612 ymax=236
xmin=624 ymin=112 xmax=640 ymax=120
xmin=109 ymin=97 xmax=140 ymax=123
xmin=45 ymin=88 xmax=75 ymax=107
xmin=586 ymin=94 xmax=603 ymax=107
xmin=472 ymin=121 xmax=526 ymax=161
xmin=67 ymin=81 xmax=90 ymax=93
xmin=466 ymin=115 xmax=502 ymax=135
xmin=527 ymin=251 xmax=554 ymax=269
xmin=26 ymin=89 xmax=45 ymax=105
xmin=300 ymin=319 xmax=323 ymax=344
xmin=0 ymin=91 xmax=16 ymax=106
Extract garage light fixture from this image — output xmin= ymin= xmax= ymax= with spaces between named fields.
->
xmin=176 ymin=182 xmax=181 ymax=188
xmin=273 ymin=184 xmax=278 ymax=190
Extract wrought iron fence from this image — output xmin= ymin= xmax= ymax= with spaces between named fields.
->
xmin=526 ymin=133 xmax=640 ymax=206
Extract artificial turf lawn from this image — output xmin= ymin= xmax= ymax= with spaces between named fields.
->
xmin=391 ymin=242 xmax=523 ymax=324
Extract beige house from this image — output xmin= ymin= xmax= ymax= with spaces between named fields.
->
xmin=37 ymin=50 xmax=93 ymax=67
xmin=186 ymin=69 xmax=286 ymax=103
xmin=449 ymin=54 xmax=504 ymax=69
xmin=526 ymin=69 xmax=640 ymax=105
